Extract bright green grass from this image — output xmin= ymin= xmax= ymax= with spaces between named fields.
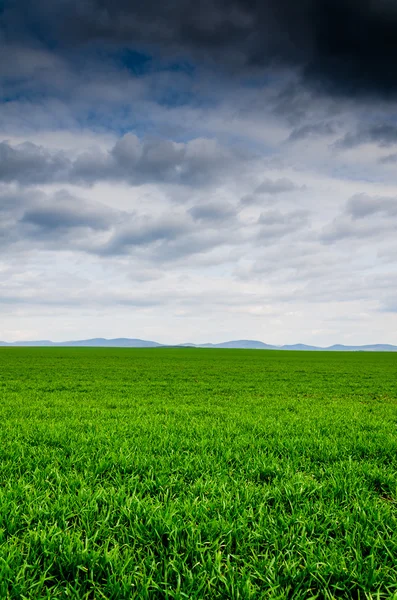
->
xmin=0 ymin=348 xmax=397 ymax=599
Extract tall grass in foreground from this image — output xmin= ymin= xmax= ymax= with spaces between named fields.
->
xmin=0 ymin=348 xmax=396 ymax=599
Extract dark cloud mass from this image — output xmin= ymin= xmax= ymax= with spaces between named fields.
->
xmin=2 ymin=0 xmax=397 ymax=97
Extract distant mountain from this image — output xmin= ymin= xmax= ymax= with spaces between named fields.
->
xmin=325 ymin=344 xmax=397 ymax=352
xmin=57 ymin=338 xmax=162 ymax=348
xmin=0 ymin=340 xmax=55 ymax=346
xmin=279 ymin=344 xmax=320 ymax=351
xmin=0 ymin=337 xmax=161 ymax=348
xmin=0 ymin=338 xmax=397 ymax=351
xmin=197 ymin=340 xmax=276 ymax=349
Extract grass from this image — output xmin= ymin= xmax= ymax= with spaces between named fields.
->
xmin=0 ymin=347 xmax=397 ymax=599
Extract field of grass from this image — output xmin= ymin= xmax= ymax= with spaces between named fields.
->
xmin=0 ymin=348 xmax=397 ymax=599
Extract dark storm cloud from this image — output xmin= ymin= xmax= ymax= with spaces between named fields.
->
xmin=3 ymin=0 xmax=397 ymax=98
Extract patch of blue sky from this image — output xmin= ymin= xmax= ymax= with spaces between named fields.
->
xmin=76 ymin=106 xmax=196 ymax=141
xmin=115 ymin=48 xmax=153 ymax=76
xmin=72 ymin=106 xmax=152 ymax=138
xmin=117 ymin=50 xmax=200 ymax=108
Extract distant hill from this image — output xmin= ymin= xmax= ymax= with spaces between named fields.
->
xmin=0 ymin=338 xmax=161 ymax=348
xmin=57 ymin=338 xmax=162 ymax=348
xmin=196 ymin=340 xmax=276 ymax=349
xmin=0 ymin=338 xmax=397 ymax=351
xmin=324 ymin=344 xmax=397 ymax=352
xmin=279 ymin=344 xmax=320 ymax=351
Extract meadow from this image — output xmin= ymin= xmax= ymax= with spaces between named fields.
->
xmin=0 ymin=347 xmax=397 ymax=599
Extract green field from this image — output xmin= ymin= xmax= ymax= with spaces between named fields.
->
xmin=1 ymin=348 xmax=397 ymax=599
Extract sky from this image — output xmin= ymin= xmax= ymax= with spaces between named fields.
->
xmin=1 ymin=0 xmax=397 ymax=345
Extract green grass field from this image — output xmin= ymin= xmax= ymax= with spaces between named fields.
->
xmin=1 ymin=348 xmax=397 ymax=599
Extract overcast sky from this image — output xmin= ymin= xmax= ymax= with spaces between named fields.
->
xmin=1 ymin=0 xmax=397 ymax=345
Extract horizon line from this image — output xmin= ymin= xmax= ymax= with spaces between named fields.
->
xmin=1 ymin=337 xmax=397 ymax=351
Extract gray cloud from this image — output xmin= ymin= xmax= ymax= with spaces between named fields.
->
xmin=0 ymin=188 xmax=119 ymax=255
xmin=0 ymin=135 xmax=239 ymax=187
xmin=379 ymin=152 xmax=397 ymax=164
xmin=0 ymin=141 xmax=70 ymax=184
xmin=255 ymin=178 xmax=303 ymax=194
xmin=256 ymin=209 xmax=309 ymax=241
xmin=241 ymin=177 xmax=304 ymax=205
xmin=189 ymin=201 xmax=237 ymax=222
xmin=101 ymin=215 xmax=193 ymax=256
xmin=321 ymin=217 xmax=379 ymax=244
xmin=288 ymin=121 xmax=337 ymax=142
xmin=321 ymin=193 xmax=397 ymax=243
xmin=346 ymin=193 xmax=397 ymax=219
xmin=0 ymin=184 xmax=247 ymax=262
xmin=21 ymin=191 xmax=114 ymax=231
xmin=335 ymin=124 xmax=397 ymax=149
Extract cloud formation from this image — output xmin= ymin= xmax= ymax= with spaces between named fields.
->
xmin=0 ymin=183 xmax=240 ymax=260
xmin=0 ymin=136 xmax=239 ymax=187
xmin=3 ymin=0 xmax=397 ymax=98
